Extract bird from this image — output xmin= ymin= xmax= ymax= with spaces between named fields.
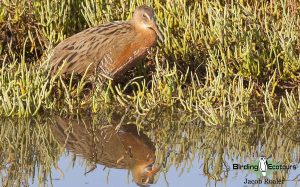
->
xmin=49 ymin=5 xmax=163 ymax=80
xmin=51 ymin=116 xmax=161 ymax=186
xmin=259 ymin=156 xmax=268 ymax=176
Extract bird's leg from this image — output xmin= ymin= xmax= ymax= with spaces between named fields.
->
xmin=83 ymin=76 xmax=96 ymax=99
xmin=83 ymin=74 xmax=105 ymax=99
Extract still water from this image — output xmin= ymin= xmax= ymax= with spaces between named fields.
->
xmin=0 ymin=112 xmax=299 ymax=187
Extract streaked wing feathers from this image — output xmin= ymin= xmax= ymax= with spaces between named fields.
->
xmin=50 ymin=22 xmax=135 ymax=77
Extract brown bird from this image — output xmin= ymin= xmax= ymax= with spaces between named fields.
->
xmin=50 ymin=5 xmax=163 ymax=80
xmin=51 ymin=116 xmax=161 ymax=186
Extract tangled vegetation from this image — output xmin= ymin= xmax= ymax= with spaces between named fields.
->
xmin=0 ymin=0 xmax=299 ymax=125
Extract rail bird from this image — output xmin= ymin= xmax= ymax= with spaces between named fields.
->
xmin=50 ymin=5 xmax=163 ymax=80
xmin=51 ymin=116 xmax=161 ymax=186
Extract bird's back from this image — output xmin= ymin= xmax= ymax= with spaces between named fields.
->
xmin=50 ymin=21 xmax=137 ymax=78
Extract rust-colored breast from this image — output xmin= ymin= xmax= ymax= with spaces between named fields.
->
xmin=106 ymin=29 xmax=157 ymax=78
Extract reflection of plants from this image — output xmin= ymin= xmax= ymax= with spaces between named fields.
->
xmin=0 ymin=110 xmax=299 ymax=186
xmin=143 ymin=112 xmax=299 ymax=183
xmin=203 ymin=144 xmax=228 ymax=181
xmin=0 ymin=117 xmax=62 ymax=187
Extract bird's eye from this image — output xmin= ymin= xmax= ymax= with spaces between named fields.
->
xmin=143 ymin=14 xmax=148 ymax=19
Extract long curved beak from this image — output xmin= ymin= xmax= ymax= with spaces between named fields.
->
xmin=151 ymin=21 xmax=164 ymax=42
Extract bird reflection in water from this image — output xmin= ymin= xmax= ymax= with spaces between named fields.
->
xmin=50 ymin=116 xmax=161 ymax=186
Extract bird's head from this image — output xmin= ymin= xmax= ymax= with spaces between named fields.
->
xmin=132 ymin=5 xmax=164 ymax=42
xmin=260 ymin=156 xmax=266 ymax=162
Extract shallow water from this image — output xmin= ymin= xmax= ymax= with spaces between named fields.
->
xmin=0 ymin=112 xmax=299 ymax=187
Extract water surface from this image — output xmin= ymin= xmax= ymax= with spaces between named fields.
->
xmin=0 ymin=112 xmax=299 ymax=187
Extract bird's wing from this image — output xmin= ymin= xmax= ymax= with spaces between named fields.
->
xmin=50 ymin=31 xmax=93 ymax=75
xmin=50 ymin=22 xmax=135 ymax=76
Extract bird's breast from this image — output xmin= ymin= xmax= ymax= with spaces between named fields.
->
xmin=105 ymin=31 xmax=157 ymax=78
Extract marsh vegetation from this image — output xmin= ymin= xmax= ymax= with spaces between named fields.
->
xmin=0 ymin=1 xmax=300 ymax=186
xmin=0 ymin=0 xmax=299 ymax=125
